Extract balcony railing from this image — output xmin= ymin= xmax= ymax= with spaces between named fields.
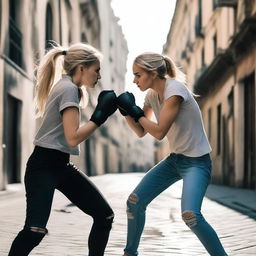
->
xmin=9 ymin=17 xmax=22 ymax=67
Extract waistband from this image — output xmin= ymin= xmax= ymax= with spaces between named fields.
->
xmin=32 ymin=146 xmax=70 ymax=164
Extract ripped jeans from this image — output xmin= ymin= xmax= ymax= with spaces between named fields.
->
xmin=8 ymin=146 xmax=114 ymax=256
xmin=124 ymin=153 xmax=227 ymax=256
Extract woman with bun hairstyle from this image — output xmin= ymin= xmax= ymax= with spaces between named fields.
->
xmin=8 ymin=43 xmax=116 ymax=256
xmin=117 ymin=52 xmax=227 ymax=256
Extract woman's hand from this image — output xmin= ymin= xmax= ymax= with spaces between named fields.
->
xmin=90 ymin=90 xmax=117 ymax=126
xmin=117 ymin=92 xmax=144 ymax=122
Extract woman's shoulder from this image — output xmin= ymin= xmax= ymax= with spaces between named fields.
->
xmin=164 ymin=78 xmax=191 ymax=101
xmin=166 ymin=78 xmax=185 ymax=88
xmin=53 ymin=76 xmax=78 ymax=94
xmin=166 ymin=78 xmax=192 ymax=94
xmin=57 ymin=75 xmax=77 ymax=89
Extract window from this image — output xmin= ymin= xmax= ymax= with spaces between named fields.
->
xmin=201 ymin=47 xmax=205 ymax=66
xmin=228 ymin=89 xmax=234 ymax=118
xmin=208 ymin=108 xmax=212 ymax=141
xmin=195 ymin=0 xmax=203 ymax=37
xmin=81 ymin=32 xmax=88 ymax=43
xmin=45 ymin=3 xmax=53 ymax=49
xmin=213 ymin=33 xmax=217 ymax=56
xmin=9 ymin=0 xmax=22 ymax=67
xmin=109 ymin=39 xmax=113 ymax=47
xmin=217 ymin=104 xmax=222 ymax=155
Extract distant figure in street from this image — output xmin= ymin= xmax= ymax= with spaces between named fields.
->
xmin=117 ymin=52 xmax=228 ymax=256
xmin=8 ymin=43 xmax=117 ymax=256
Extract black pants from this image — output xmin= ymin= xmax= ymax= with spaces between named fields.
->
xmin=8 ymin=146 xmax=114 ymax=256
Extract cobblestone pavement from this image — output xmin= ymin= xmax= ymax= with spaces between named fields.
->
xmin=1 ymin=173 xmax=256 ymax=255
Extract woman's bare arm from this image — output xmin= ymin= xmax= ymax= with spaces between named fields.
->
xmin=62 ymin=107 xmax=98 ymax=147
xmin=139 ymin=95 xmax=183 ymax=140
xmin=124 ymin=105 xmax=153 ymax=137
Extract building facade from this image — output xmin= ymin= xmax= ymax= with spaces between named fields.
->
xmin=163 ymin=0 xmax=256 ymax=189
xmin=0 ymin=0 xmax=154 ymax=190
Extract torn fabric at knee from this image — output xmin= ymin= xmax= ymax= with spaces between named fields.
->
xmin=126 ymin=206 xmax=134 ymax=219
xmin=106 ymin=213 xmax=114 ymax=220
xmin=128 ymin=193 xmax=138 ymax=204
xmin=182 ymin=211 xmax=197 ymax=228
xmin=126 ymin=193 xmax=139 ymax=220
xmin=29 ymin=226 xmax=48 ymax=234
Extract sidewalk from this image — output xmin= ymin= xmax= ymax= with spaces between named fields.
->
xmin=206 ymin=184 xmax=256 ymax=220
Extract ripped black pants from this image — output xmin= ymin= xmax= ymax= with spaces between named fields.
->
xmin=8 ymin=146 xmax=114 ymax=256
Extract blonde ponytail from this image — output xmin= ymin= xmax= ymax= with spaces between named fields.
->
xmin=163 ymin=56 xmax=186 ymax=84
xmin=35 ymin=45 xmax=66 ymax=117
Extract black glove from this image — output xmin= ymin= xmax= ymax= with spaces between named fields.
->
xmin=90 ymin=90 xmax=117 ymax=126
xmin=118 ymin=107 xmax=128 ymax=116
xmin=117 ymin=92 xmax=144 ymax=122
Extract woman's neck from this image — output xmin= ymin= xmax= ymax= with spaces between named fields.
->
xmin=151 ymin=78 xmax=166 ymax=103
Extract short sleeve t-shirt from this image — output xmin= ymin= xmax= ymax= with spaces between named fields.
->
xmin=144 ymin=78 xmax=211 ymax=157
xmin=34 ymin=75 xmax=81 ymax=155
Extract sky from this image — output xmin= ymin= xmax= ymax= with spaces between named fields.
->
xmin=111 ymin=0 xmax=177 ymax=106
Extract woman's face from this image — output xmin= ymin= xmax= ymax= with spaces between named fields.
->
xmin=81 ymin=61 xmax=101 ymax=88
xmin=132 ymin=63 xmax=153 ymax=91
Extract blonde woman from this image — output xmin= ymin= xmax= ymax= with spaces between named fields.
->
xmin=8 ymin=43 xmax=116 ymax=256
xmin=117 ymin=52 xmax=227 ymax=256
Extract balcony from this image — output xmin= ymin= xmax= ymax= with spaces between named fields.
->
xmin=230 ymin=16 xmax=256 ymax=56
xmin=194 ymin=50 xmax=234 ymax=95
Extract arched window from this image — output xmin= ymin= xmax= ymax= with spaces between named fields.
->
xmin=45 ymin=3 xmax=53 ymax=49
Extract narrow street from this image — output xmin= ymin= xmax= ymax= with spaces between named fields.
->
xmin=1 ymin=173 xmax=256 ymax=255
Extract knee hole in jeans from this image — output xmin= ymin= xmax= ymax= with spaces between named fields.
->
xmin=106 ymin=213 xmax=114 ymax=220
xmin=182 ymin=211 xmax=197 ymax=228
xmin=126 ymin=193 xmax=139 ymax=220
xmin=128 ymin=193 xmax=139 ymax=204
xmin=29 ymin=226 xmax=48 ymax=235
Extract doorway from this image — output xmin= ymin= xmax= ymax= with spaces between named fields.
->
xmin=244 ymin=73 xmax=256 ymax=189
xmin=5 ymin=95 xmax=22 ymax=183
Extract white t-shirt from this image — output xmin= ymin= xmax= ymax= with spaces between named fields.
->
xmin=34 ymin=75 xmax=81 ymax=155
xmin=144 ymin=78 xmax=211 ymax=157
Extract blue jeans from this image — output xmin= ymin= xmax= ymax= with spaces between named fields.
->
xmin=124 ymin=153 xmax=227 ymax=256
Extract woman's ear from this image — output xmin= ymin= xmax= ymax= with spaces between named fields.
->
xmin=151 ymin=72 xmax=158 ymax=79
xmin=79 ymin=65 xmax=84 ymax=72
